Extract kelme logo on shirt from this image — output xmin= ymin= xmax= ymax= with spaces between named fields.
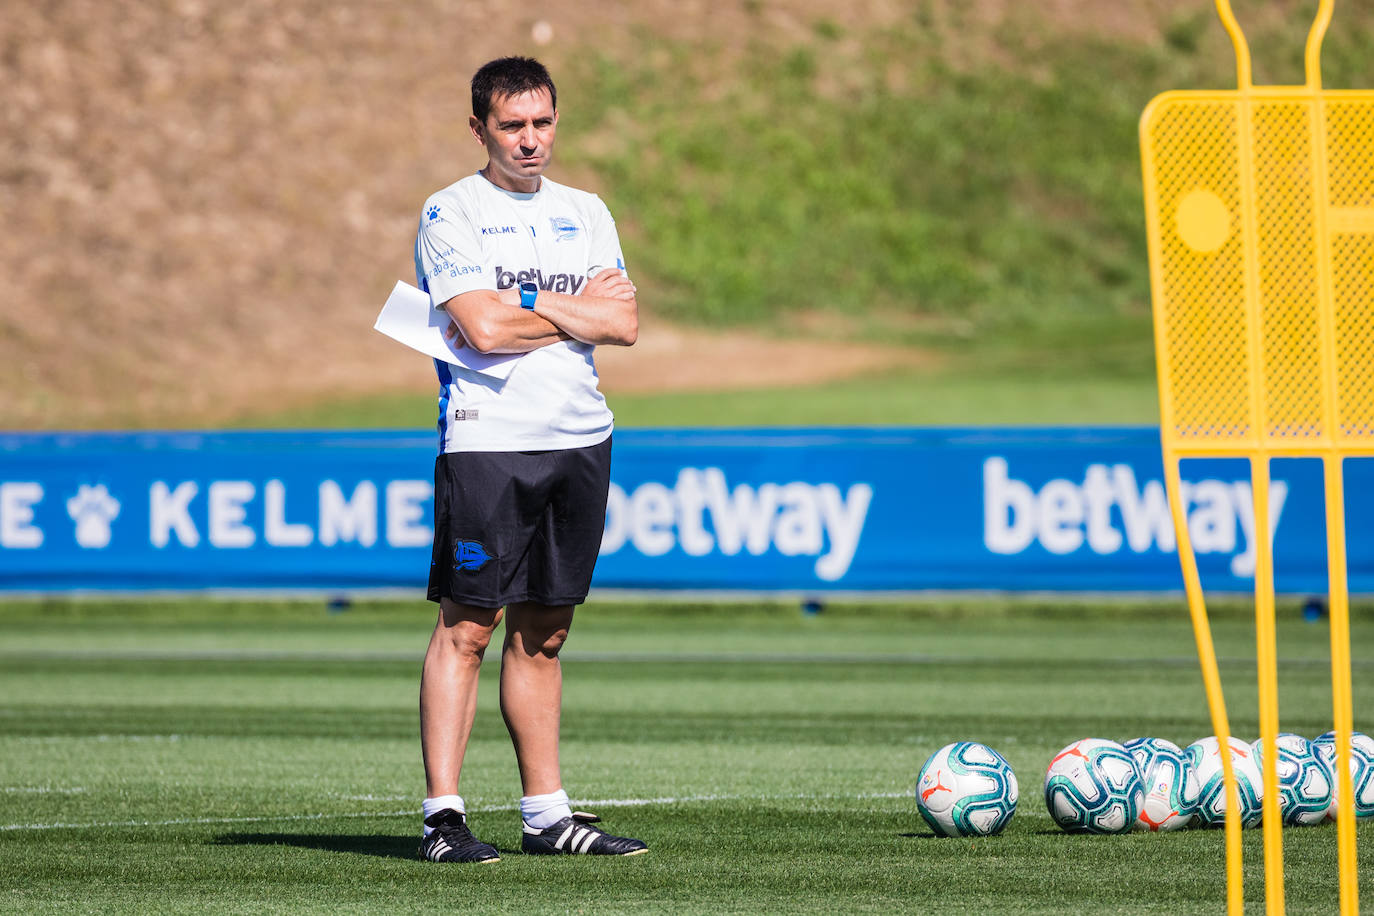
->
xmin=550 ymin=216 xmax=579 ymax=241
xmin=426 ymin=205 xmax=442 ymax=222
xmin=454 ymin=540 xmax=493 ymax=572
xmin=496 ymin=266 xmax=586 ymax=295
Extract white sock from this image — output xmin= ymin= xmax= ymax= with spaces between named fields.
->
xmin=422 ymin=794 xmax=465 ymax=836
xmin=520 ymin=788 xmax=572 ymax=830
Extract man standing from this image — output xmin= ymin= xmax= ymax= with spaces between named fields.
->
xmin=412 ymin=57 xmax=642 ymax=863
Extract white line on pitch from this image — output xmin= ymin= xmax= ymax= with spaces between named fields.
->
xmin=10 ymin=735 xmax=189 ymax=744
xmin=0 ymin=810 xmax=415 ymax=833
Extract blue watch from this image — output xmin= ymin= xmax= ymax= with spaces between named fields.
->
xmin=519 ymin=280 xmax=538 ymax=310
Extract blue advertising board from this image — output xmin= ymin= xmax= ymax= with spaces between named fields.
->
xmin=0 ymin=427 xmax=1367 ymax=594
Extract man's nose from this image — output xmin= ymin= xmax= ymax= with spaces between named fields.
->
xmin=519 ymin=126 xmax=537 ymax=150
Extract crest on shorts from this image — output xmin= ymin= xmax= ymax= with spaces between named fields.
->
xmin=453 ymin=540 xmax=493 ymax=572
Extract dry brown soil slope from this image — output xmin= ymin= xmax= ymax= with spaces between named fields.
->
xmin=2 ymin=0 xmax=1188 ymax=429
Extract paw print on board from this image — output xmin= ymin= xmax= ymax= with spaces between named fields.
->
xmin=66 ymin=484 xmax=121 ymax=549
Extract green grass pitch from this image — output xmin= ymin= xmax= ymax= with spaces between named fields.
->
xmin=2 ymin=597 xmax=1371 ymax=914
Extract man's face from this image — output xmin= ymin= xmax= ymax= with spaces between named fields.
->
xmin=471 ymin=88 xmax=558 ymax=192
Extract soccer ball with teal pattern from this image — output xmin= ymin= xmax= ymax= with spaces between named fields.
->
xmin=1123 ymin=737 xmax=1200 ymax=832
xmin=1043 ymin=738 xmax=1144 ymax=834
xmin=1250 ymin=734 xmax=1332 ymax=827
xmin=1188 ymin=735 xmax=1264 ymax=828
xmin=915 ymin=741 xmax=1019 ymax=837
xmin=1312 ymin=730 xmax=1374 ymax=822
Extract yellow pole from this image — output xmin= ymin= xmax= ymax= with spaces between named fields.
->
xmin=1303 ymin=4 xmax=1356 ymax=909
xmin=1303 ymin=0 xmax=1334 ymax=91
xmin=1213 ymin=0 xmax=1253 ymax=92
xmin=1250 ymin=456 xmax=1284 ymax=915
xmin=1323 ymin=455 xmax=1359 ymax=915
xmin=1227 ymin=1 xmax=1269 ymax=900
xmin=1164 ymin=458 xmax=1243 ymax=915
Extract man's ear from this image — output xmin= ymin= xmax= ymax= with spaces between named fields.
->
xmin=469 ymin=114 xmax=485 ymax=145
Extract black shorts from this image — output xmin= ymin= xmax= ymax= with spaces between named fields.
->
xmin=427 ymin=436 xmax=612 ymax=608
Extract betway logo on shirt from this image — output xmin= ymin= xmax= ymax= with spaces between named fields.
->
xmin=496 ymin=266 xmax=586 ymax=294
xmin=982 ymin=457 xmax=1287 ymax=577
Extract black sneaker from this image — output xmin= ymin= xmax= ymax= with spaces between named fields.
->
xmin=521 ymin=811 xmax=647 ymax=856
xmin=419 ymin=809 xmax=500 ymax=863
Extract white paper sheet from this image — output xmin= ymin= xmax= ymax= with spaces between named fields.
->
xmin=373 ymin=281 xmax=523 ymax=380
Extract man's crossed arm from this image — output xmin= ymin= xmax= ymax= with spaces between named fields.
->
xmin=441 ymin=268 xmax=638 ymax=354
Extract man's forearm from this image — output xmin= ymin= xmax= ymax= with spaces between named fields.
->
xmin=443 ymin=276 xmax=638 ymax=353
xmin=442 ymin=291 xmax=570 ymax=354
xmin=524 ymin=290 xmax=638 ymax=347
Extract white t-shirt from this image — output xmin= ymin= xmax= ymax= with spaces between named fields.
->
xmin=413 ymin=172 xmax=626 ymax=453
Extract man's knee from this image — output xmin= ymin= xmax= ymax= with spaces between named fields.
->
xmin=433 ymin=600 xmax=502 ymax=661
xmin=508 ymin=623 xmax=569 ymax=660
xmin=533 ymin=626 xmax=569 ymax=658
xmin=506 ymin=604 xmax=574 ymax=659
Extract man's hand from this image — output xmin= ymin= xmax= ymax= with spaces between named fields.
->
xmin=444 ymin=320 xmax=467 ymax=349
xmin=585 ymin=268 xmax=636 ymax=302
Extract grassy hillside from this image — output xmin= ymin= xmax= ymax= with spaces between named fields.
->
xmin=6 ymin=1 xmax=1371 ymax=428
xmin=562 ymin=3 xmax=1374 ymax=377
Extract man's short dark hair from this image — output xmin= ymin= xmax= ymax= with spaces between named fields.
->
xmin=471 ymin=57 xmax=557 ymax=123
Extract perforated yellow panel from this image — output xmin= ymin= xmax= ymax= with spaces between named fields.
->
xmin=1144 ymin=99 xmax=1250 ymax=442
xmin=1142 ymin=90 xmax=1374 ymax=455
xmin=1329 ymin=100 xmax=1374 ymax=439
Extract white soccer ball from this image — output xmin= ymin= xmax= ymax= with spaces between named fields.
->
xmin=1249 ymin=734 xmax=1332 ymax=827
xmin=1312 ymin=730 xmax=1374 ymax=821
xmin=915 ymin=741 xmax=1019 ymax=837
xmin=1123 ymin=737 xmax=1201 ymax=832
xmin=1188 ymin=736 xmax=1263 ymax=828
xmin=1043 ymin=738 xmax=1144 ymax=834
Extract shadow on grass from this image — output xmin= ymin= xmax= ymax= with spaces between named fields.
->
xmin=213 ymin=832 xmax=447 ymax=860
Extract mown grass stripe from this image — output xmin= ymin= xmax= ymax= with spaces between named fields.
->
xmin=0 ymin=791 xmax=1054 ymax=832
xmin=2 ymin=648 xmax=1366 ymax=668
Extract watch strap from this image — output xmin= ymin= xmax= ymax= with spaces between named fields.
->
xmin=519 ymin=283 xmax=538 ymax=310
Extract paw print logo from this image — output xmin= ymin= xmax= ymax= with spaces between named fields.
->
xmin=426 ymin=205 xmax=441 ymax=222
xmin=66 ymin=484 xmax=120 ymax=549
